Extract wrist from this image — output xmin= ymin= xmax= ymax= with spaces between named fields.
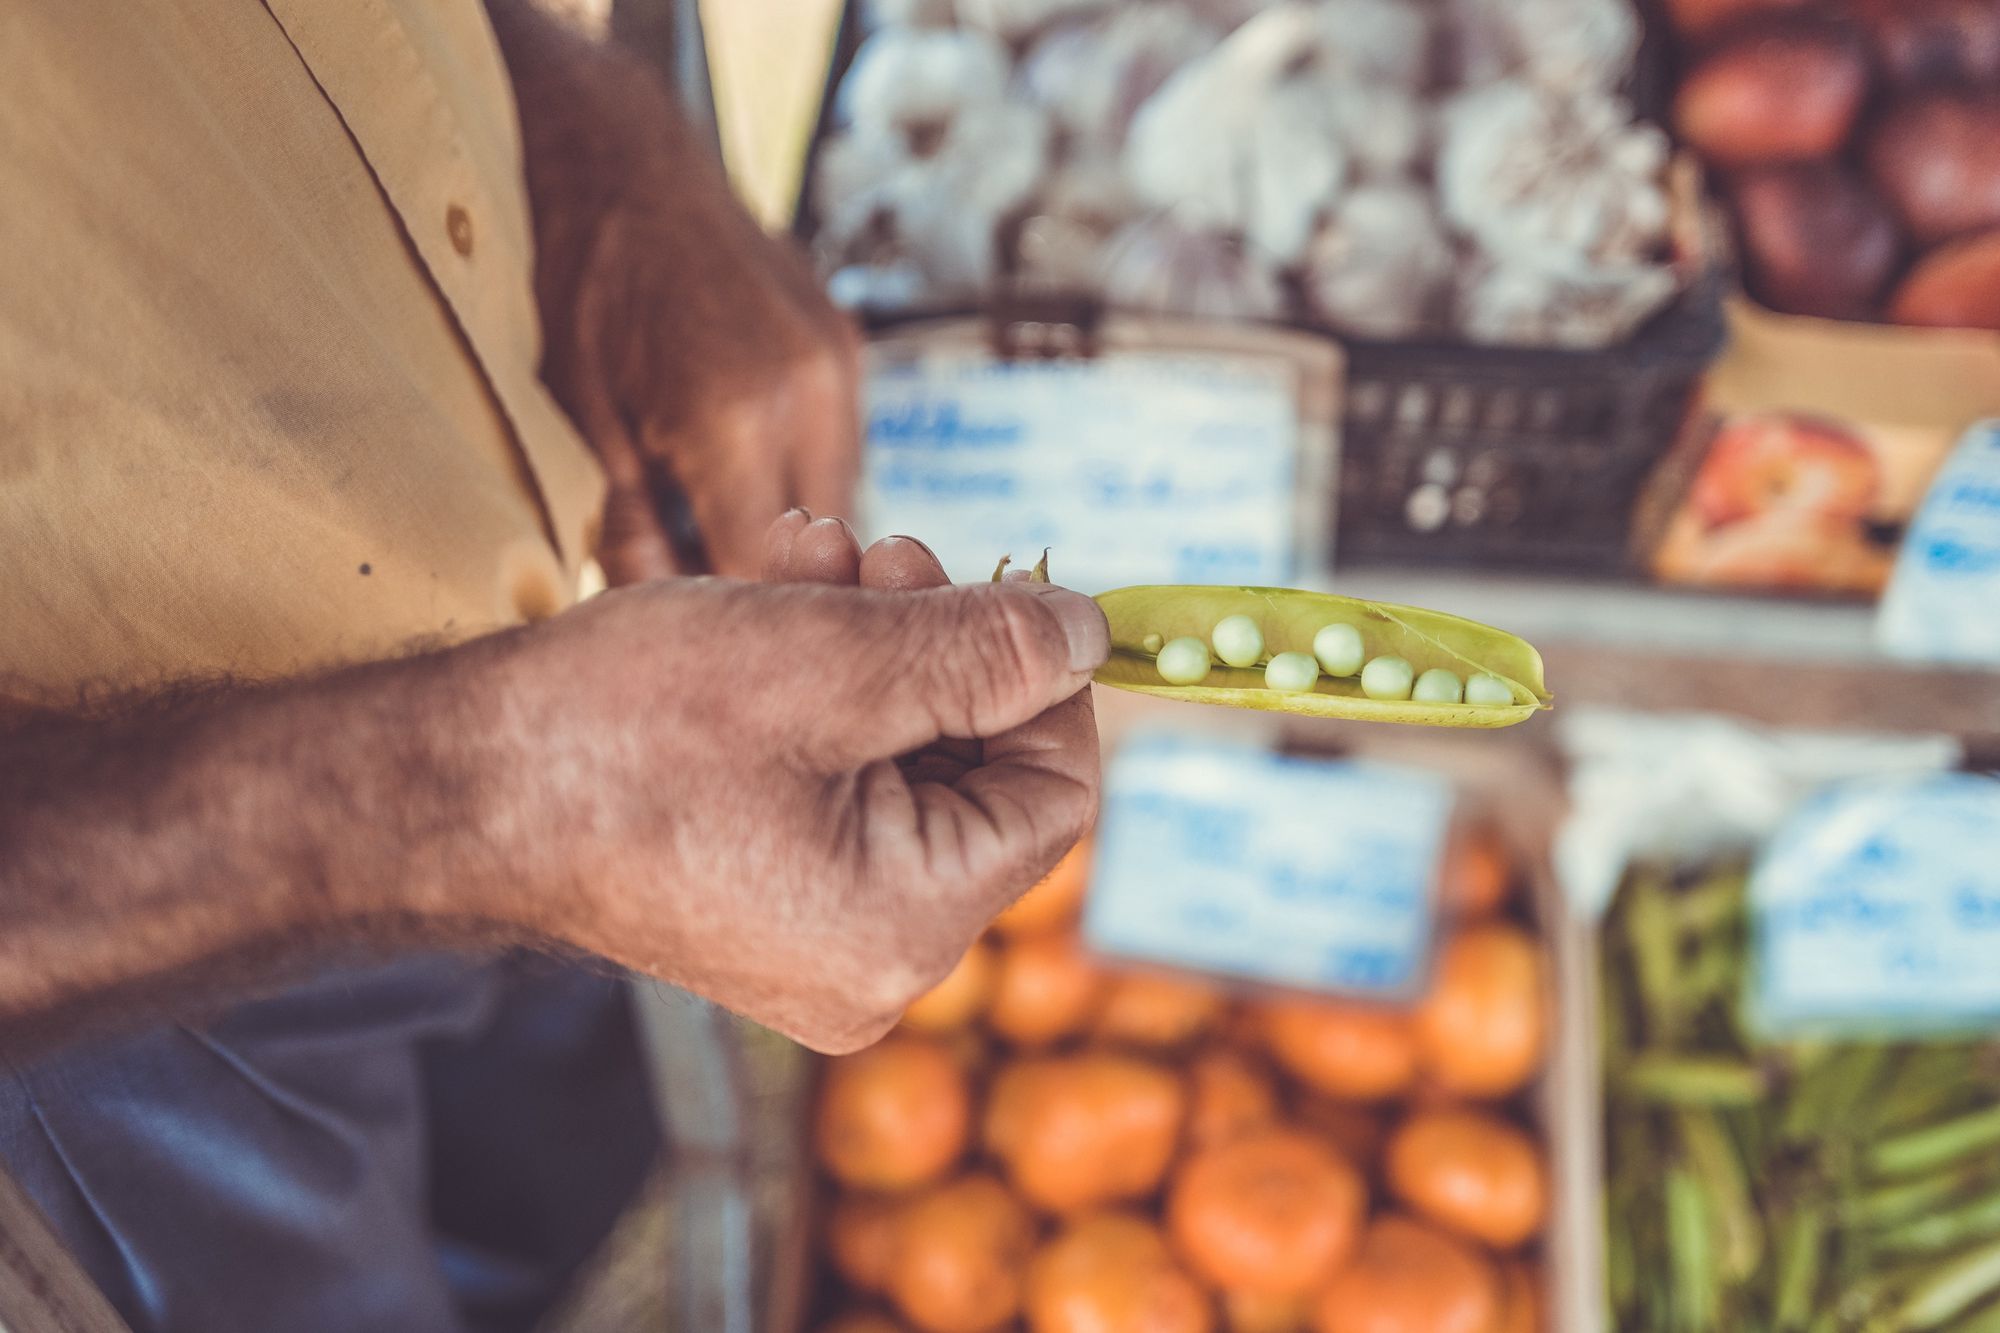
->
xmin=307 ymin=641 xmax=534 ymax=936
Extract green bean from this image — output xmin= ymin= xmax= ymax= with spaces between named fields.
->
xmin=1865 ymin=1046 xmax=1982 ymax=1137
xmin=1668 ymin=1168 xmax=1716 ymax=1332
xmin=1626 ymin=873 xmax=1688 ymax=1046
xmin=1876 ymin=1191 xmax=2000 ymax=1257
xmin=1954 ymin=1295 xmax=2000 ymax=1333
xmin=1774 ymin=1203 xmax=1825 ymax=1331
xmin=1852 ymin=1163 xmax=1998 ymax=1230
xmin=1680 ymin=1109 xmax=1764 ymax=1281
xmin=1677 ymin=871 xmax=1748 ymax=938
xmin=1786 ymin=1044 xmax=1894 ymax=1146
xmin=1871 ymin=1105 xmax=2000 ymax=1179
xmin=1887 ymin=1235 xmax=2000 ymax=1329
xmin=1620 ymin=1055 xmax=1769 ymax=1107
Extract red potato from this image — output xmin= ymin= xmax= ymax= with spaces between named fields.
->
xmin=1867 ymin=93 xmax=2000 ymax=247
xmin=1665 ymin=0 xmax=1815 ymax=43
xmin=1889 ymin=229 xmax=2000 ymax=332
xmin=1854 ymin=0 xmax=2000 ymax=89
xmin=1732 ymin=163 xmax=1902 ymax=320
xmin=1673 ymin=16 xmax=1869 ymax=168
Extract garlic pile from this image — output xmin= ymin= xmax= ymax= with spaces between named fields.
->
xmin=814 ymin=0 xmax=1682 ymax=349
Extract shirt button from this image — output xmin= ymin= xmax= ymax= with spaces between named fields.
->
xmin=446 ymin=204 xmax=475 ymax=257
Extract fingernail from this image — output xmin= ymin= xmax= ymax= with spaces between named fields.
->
xmin=1021 ymin=584 xmax=1109 ymax=672
xmin=783 ymin=507 xmax=813 ymax=522
xmin=882 ymin=534 xmax=940 ymax=561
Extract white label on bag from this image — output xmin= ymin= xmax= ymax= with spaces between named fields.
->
xmin=1877 ymin=420 xmax=2000 ymax=665
xmin=1752 ymin=772 xmax=2000 ymax=1036
xmin=1083 ymin=730 xmax=1453 ymax=999
xmin=859 ymin=354 xmax=1302 ymax=593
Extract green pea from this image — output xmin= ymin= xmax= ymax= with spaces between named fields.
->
xmin=1311 ymin=623 xmax=1365 ymax=677
xmin=1465 ymin=672 xmax=1514 ymax=707
xmin=1141 ymin=633 xmax=1165 ymax=655
xmin=1412 ymin=668 xmax=1463 ymax=704
xmin=1211 ymin=614 xmax=1264 ymax=668
xmin=1360 ymin=655 xmax=1415 ymax=701
xmin=1154 ymin=636 xmax=1212 ymax=686
xmin=1264 ymin=651 xmax=1319 ymax=693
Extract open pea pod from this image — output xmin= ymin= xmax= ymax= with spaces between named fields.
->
xmin=1091 ymin=584 xmax=1552 ymax=729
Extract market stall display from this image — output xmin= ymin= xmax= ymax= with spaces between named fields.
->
xmin=811 ymin=0 xmax=1686 ymax=350
xmin=1664 ymin=0 xmax=2000 ymax=328
xmin=1600 ymin=864 xmax=2000 ymax=1331
xmin=1640 ymin=0 xmax=2000 ymax=596
xmin=800 ymin=0 xmax=1723 ymax=572
xmin=805 ymin=826 xmax=1555 ymax=1333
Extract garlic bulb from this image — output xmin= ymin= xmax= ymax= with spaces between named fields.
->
xmin=1014 ymin=155 xmax=1141 ymax=288
xmin=1182 ymin=0 xmax=1287 ymax=27
xmin=955 ymin=0 xmax=1112 ymax=41
xmin=1303 ymin=181 xmax=1455 ymax=339
xmin=1306 ymin=0 xmax=1433 ymax=89
xmin=1444 ymin=0 xmax=1638 ymax=95
xmin=1322 ymin=78 xmax=1428 ymax=180
xmin=1245 ymin=81 xmax=1350 ymax=263
xmin=1099 ymin=214 xmax=1287 ymax=320
xmin=837 ymin=27 xmax=1010 ymax=137
xmin=898 ymin=103 xmax=1054 ymax=293
xmin=1454 ymin=255 xmax=1676 ymax=349
xmin=1124 ymin=5 xmax=1347 ymax=262
xmin=1016 ymin=5 xmax=1219 ymax=149
xmin=1437 ymin=80 xmax=1671 ymax=271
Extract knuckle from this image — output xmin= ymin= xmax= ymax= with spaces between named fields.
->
xmin=929 ymin=593 xmax=1040 ymax=733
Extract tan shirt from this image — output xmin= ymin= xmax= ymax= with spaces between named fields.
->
xmin=0 ymin=0 xmax=607 ymax=708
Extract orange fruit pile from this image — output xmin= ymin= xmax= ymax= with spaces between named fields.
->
xmin=810 ymin=830 xmax=1553 ymax=1333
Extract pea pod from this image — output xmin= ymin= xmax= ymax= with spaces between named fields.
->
xmin=1089 ymin=584 xmax=1552 ymax=728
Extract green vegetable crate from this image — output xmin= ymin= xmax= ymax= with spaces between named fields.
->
xmin=1586 ymin=860 xmax=2000 ymax=1333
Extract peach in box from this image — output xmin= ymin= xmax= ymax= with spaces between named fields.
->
xmin=1687 ymin=413 xmax=1879 ymax=529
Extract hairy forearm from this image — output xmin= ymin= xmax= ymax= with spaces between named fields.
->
xmin=0 ymin=649 xmax=523 ymax=1056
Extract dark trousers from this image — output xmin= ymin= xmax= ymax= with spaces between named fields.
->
xmin=0 ymin=953 xmax=661 ymax=1333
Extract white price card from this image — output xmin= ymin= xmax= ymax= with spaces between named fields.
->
xmin=1082 ymin=730 xmax=1454 ymax=1000
xmin=1877 ymin=420 xmax=2000 ymax=665
xmin=859 ymin=352 xmax=1305 ymax=593
xmin=1752 ymin=772 xmax=2000 ymax=1037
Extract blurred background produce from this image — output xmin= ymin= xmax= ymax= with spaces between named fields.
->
xmin=1663 ymin=0 xmax=2000 ymax=329
xmin=808 ymin=0 xmax=1692 ymax=351
xmin=551 ymin=4 xmax=2000 ymax=1330
xmin=807 ymin=827 xmax=1556 ymax=1333
xmin=1600 ymin=864 xmax=2000 ymax=1332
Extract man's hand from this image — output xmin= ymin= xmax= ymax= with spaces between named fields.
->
xmin=0 ymin=521 xmax=1106 ymax=1056
xmin=486 ymin=2 xmax=861 ymax=583
xmin=479 ymin=546 xmax=1104 ymax=1051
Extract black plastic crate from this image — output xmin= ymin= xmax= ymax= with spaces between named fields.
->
xmin=1331 ymin=270 xmax=1724 ymax=570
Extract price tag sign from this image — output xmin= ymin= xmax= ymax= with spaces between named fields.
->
xmin=1752 ymin=773 xmax=2000 ymax=1037
xmin=1878 ymin=420 xmax=2000 ymax=665
xmin=859 ymin=352 xmax=1305 ymax=593
xmin=1083 ymin=730 xmax=1454 ymax=1000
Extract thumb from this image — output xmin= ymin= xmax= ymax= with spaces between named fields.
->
xmin=813 ymin=581 xmax=1108 ymax=766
